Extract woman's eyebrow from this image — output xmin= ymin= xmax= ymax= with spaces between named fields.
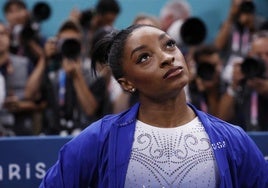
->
xmin=130 ymin=45 xmax=146 ymax=58
xmin=130 ymin=33 xmax=168 ymax=58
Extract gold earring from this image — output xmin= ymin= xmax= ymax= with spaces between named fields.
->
xmin=130 ymin=88 xmax=136 ymax=93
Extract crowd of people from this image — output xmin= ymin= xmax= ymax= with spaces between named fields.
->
xmin=0 ymin=0 xmax=267 ymax=137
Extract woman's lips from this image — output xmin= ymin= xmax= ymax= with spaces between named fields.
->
xmin=163 ymin=66 xmax=183 ymax=79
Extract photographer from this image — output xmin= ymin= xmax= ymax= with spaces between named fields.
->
xmin=214 ymin=0 xmax=266 ymax=65
xmin=188 ymin=45 xmax=226 ymax=117
xmin=69 ymin=0 xmax=121 ymax=58
xmin=3 ymin=0 xmax=49 ymax=65
xmin=25 ymin=20 xmax=100 ymax=135
xmin=0 ymin=21 xmax=46 ymax=136
xmin=218 ymin=31 xmax=268 ymax=131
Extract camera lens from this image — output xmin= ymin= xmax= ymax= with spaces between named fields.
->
xmin=60 ymin=39 xmax=81 ymax=60
xmin=32 ymin=2 xmax=51 ymax=22
xmin=180 ymin=17 xmax=207 ymax=46
xmin=196 ymin=62 xmax=216 ymax=81
xmin=240 ymin=57 xmax=266 ymax=79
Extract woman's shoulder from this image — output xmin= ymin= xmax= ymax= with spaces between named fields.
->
xmin=65 ymin=104 xmax=139 ymax=148
xmin=192 ymin=104 xmax=249 ymax=138
xmin=200 ymin=110 xmax=246 ymax=134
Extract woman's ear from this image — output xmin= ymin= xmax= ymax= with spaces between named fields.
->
xmin=117 ymin=78 xmax=136 ymax=93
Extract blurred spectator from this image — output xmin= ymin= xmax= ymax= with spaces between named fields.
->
xmin=218 ymin=30 xmax=268 ymax=131
xmin=159 ymin=0 xmax=191 ymax=32
xmin=3 ymin=0 xmax=29 ymax=52
xmin=40 ymin=20 xmax=99 ymax=135
xmin=69 ymin=0 xmax=121 ymax=57
xmin=188 ymin=45 xmax=226 ymax=116
xmin=92 ymin=0 xmax=121 ymax=30
xmin=3 ymin=0 xmax=47 ymax=65
xmin=26 ymin=20 xmax=122 ymax=135
xmin=3 ymin=0 xmax=29 ymax=31
xmin=132 ymin=13 xmax=161 ymax=28
xmin=214 ymin=0 xmax=266 ymax=65
xmin=0 ymin=21 xmax=45 ymax=135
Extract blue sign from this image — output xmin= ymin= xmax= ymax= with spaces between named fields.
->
xmin=248 ymin=132 xmax=268 ymax=161
xmin=0 ymin=136 xmax=72 ymax=188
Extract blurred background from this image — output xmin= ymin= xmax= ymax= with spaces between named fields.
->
xmin=0 ymin=1 xmax=268 ymax=187
xmin=0 ymin=0 xmax=267 ymax=43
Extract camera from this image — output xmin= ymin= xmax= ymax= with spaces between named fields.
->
xmin=57 ymin=38 xmax=82 ymax=60
xmin=20 ymin=2 xmax=51 ymax=42
xmin=240 ymin=56 xmax=266 ymax=80
xmin=180 ymin=17 xmax=207 ymax=46
xmin=196 ymin=62 xmax=216 ymax=81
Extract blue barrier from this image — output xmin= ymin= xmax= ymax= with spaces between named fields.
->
xmin=0 ymin=132 xmax=267 ymax=188
xmin=0 ymin=136 xmax=72 ymax=188
xmin=247 ymin=132 xmax=268 ymax=161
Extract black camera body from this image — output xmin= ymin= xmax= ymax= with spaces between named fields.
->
xmin=240 ymin=57 xmax=266 ymax=80
xmin=196 ymin=62 xmax=216 ymax=81
xmin=56 ymin=38 xmax=82 ymax=60
xmin=20 ymin=2 xmax=51 ymax=42
xmin=180 ymin=17 xmax=207 ymax=46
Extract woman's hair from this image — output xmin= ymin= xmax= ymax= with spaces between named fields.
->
xmin=90 ymin=26 xmax=117 ymax=75
xmin=91 ymin=24 xmax=146 ymax=80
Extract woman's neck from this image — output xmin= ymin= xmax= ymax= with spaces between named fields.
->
xmin=138 ymin=91 xmax=196 ymax=128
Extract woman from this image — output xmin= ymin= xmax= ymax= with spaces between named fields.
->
xmin=40 ymin=24 xmax=268 ymax=187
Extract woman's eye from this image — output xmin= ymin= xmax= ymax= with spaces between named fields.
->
xmin=166 ymin=39 xmax=176 ymax=48
xmin=137 ymin=53 xmax=150 ymax=64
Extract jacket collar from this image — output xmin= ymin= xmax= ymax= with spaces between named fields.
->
xmin=108 ymin=102 xmax=227 ymax=187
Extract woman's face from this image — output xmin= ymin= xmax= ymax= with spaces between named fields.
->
xmin=120 ymin=26 xmax=189 ymax=101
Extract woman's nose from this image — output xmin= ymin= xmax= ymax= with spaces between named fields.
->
xmin=160 ymin=54 xmax=175 ymax=68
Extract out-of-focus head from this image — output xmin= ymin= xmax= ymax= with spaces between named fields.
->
xmin=193 ymin=45 xmax=222 ymax=82
xmin=133 ymin=14 xmax=161 ymax=28
xmin=236 ymin=1 xmax=255 ymax=28
xmin=56 ymin=20 xmax=83 ymax=60
xmin=250 ymin=31 xmax=268 ymax=71
xmin=159 ymin=0 xmax=191 ymax=31
xmin=3 ymin=0 xmax=29 ymax=27
xmin=94 ymin=0 xmax=121 ymax=28
xmin=57 ymin=20 xmax=82 ymax=40
xmin=0 ymin=22 xmax=10 ymax=54
xmin=193 ymin=45 xmax=221 ymax=66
